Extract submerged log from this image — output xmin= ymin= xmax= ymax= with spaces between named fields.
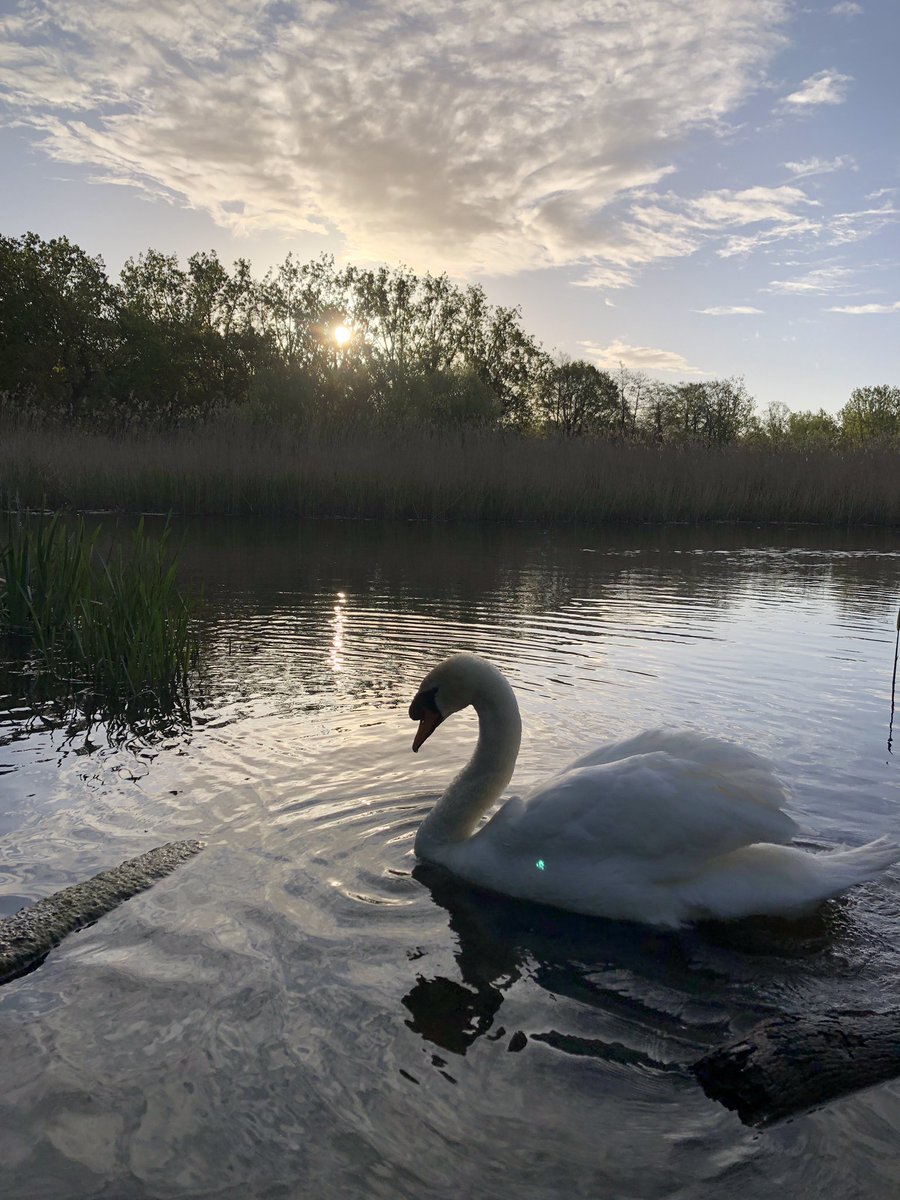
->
xmin=0 ymin=839 xmax=204 ymax=985
xmin=692 ymin=1009 xmax=900 ymax=1126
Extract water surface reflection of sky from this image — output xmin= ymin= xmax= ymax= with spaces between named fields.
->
xmin=1 ymin=518 xmax=899 ymax=1200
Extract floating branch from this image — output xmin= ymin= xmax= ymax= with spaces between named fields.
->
xmin=0 ymin=839 xmax=203 ymax=985
xmin=691 ymin=1008 xmax=900 ymax=1126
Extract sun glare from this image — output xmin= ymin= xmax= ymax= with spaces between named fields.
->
xmin=333 ymin=323 xmax=351 ymax=346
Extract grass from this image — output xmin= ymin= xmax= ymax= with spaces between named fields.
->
xmin=1 ymin=420 xmax=899 ymax=525
xmin=1 ymin=511 xmax=199 ymax=717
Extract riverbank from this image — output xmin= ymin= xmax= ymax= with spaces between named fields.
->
xmin=2 ymin=423 xmax=899 ymax=525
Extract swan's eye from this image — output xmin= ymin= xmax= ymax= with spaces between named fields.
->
xmin=409 ymin=686 xmax=440 ymax=721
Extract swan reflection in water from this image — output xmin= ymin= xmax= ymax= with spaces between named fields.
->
xmin=401 ymin=653 xmax=888 ymax=1074
xmin=403 ymin=859 xmax=851 ymax=1069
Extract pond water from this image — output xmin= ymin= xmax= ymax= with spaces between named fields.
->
xmin=1 ymin=518 xmax=899 ymax=1199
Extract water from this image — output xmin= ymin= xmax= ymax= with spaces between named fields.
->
xmin=1 ymin=518 xmax=899 ymax=1199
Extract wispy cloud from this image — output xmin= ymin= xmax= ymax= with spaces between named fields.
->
xmin=573 ymin=184 xmax=821 ymax=285
xmin=784 ymin=155 xmax=856 ymax=178
xmin=580 ymin=338 xmax=706 ymax=374
xmin=827 ymin=300 xmax=900 ymax=313
xmin=697 ymin=305 xmax=764 ymax=315
xmin=829 ymin=2 xmax=863 ymax=17
xmin=686 ymin=185 xmax=816 ymax=224
xmin=827 ymin=204 xmax=899 ymax=245
xmin=0 ymin=0 xmax=792 ymax=276
xmin=764 ymin=266 xmax=860 ymax=294
xmin=572 ymin=266 xmax=647 ymax=292
xmin=717 ymin=198 xmax=897 ymax=260
xmin=717 ymin=221 xmax=820 ymax=258
xmin=782 ymin=70 xmax=852 ymax=108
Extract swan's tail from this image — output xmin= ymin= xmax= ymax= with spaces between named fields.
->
xmin=681 ymin=836 xmax=900 ymax=922
xmin=820 ymin=835 xmax=900 ymax=884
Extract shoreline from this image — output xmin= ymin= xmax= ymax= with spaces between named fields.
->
xmin=5 ymin=507 xmax=899 ymax=532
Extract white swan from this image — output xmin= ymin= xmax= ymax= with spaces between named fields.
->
xmin=409 ymin=653 xmax=899 ymax=926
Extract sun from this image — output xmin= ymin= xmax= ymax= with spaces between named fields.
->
xmin=333 ymin=323 xmax=352 ymax=347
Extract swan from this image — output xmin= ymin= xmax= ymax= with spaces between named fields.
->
xmin=408 ymin=653 xmax=900 ymax=926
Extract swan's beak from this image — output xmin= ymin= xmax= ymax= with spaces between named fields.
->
xmin=412 ymin=711 xmax=442 ymax=753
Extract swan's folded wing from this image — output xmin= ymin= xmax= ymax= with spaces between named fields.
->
xmin=570 ymin=729 xmax=780 ymax=798
xmin=496 ymin=751 xmax=797 ymax=873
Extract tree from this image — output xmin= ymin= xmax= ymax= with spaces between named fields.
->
xmin=460 ymin=288 xmax=549 ymax=428
xmin=115 ymin=249 xmax=262 ymax=420
xmin=840 ymin=385 xmax=900 ymax=444
xmin=786 ymin=408 xmax=840 ymax=449
xmin=701 ymin=377 xmax=755 ymax=444
xmin=615 ymin=365 xmax=650 ymax=439
xmin=658 ymin=378 xmax=753 ymax=445
xmin=540 ymin=359 xmax=619 ymax=436
xmin=0 ymin=232 xmax=116 ymax=416
xmin=758 ymin=403 xmax=792 ymax=446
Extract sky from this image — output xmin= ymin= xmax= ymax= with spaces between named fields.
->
xmin=0 ymin=0 xmax=897 ymax=414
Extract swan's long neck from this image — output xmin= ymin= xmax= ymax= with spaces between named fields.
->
xmin=414 ymin=678 xmax=522 ymax=858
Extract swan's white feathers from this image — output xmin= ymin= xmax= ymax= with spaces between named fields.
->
xmin=569 ymin=727 xmax=782 ymax=793
xmin=489 ymin=748 xmax=797 ymax=873
xmin=411 ymin=653 xmax=900 ymax=925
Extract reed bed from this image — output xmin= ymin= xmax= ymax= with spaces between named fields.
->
xmin=1 ymin=512 xmax=199 ymax=712
xmin=1 ymin=422 xmax=898 ymax=525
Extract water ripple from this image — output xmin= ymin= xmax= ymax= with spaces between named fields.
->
xmin=3 ymin=518 xmax=900 ymax=1199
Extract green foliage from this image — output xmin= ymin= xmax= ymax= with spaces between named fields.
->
xmin=0 ymin=232 xmax=898 ymax=452
xmin=114 ymin=248 xmax=260 ymax=421
xmin=0 ymin=232 xmax=117 ymax=417
xmin=1 ymin=235 xmax=552 ymax=430
xmin=748 ymin=401 xmax=847 ymax=450
xmin=840 ymin=385 xmax=900 ymax=445
xmin=0 ymin=513 xmax=199 ymax=711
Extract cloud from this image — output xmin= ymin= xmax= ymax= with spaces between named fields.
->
xmin=696 ymin=305 xmax=764 ymax=315
xmin=572 ymin=184 xmax=821 ymax=283
xmin=827 ymin=301 xmax=900 ymax=314
xmin=0 ymin=0 xmax=792 ymax=277
xmin=827 ymin=204 xmax=899 ymax=245
xmin=580 ymin=338 xmax=706 ymax=374
xmin=717 ymin=220 xmax=819 ymax=257
xmin=829 ymin=2 xmax=863 ymax=16
xmin=685 ymin=185 xmax=816 ymax=225
xmin=782 ymin=70 xmax=852 ymax=108
xmin=718 ymin=197 xmax=897 ymax=260
xmin=784 ymin=155 xmax=856 ymax=178
xmin=764 ymin=266 xmax=859 ymax=294
xmin=572 ymin=266 xmax=643 ymax=291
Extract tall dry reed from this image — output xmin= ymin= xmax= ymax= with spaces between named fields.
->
xmin=1 ymin=422 xmax=898 ymax=525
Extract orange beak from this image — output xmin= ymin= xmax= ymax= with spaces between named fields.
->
xmin=412 ymin=710 xmax=442 ymax=753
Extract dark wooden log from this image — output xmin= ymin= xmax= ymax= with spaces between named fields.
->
xmin=692 ymin=1009 xmax=900 ymax=1126
xmin=0 ymin=839 xmax=204 ymax=985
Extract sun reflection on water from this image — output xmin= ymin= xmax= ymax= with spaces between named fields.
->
xmin=330 ymin=591 xmax=347 ymax=674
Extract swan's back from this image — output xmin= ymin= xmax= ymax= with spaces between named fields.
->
xmin=571 ymin=728 xmax=783 ymax=794
xmin=499 ymin=731 xmax=796 ymax=870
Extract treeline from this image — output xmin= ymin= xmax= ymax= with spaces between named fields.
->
xmin=1 ymin=231 xmax=898 ymax=447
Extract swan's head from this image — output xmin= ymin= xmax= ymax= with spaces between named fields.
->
xmin=409 ymin=653 xmax=511 ymax=752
